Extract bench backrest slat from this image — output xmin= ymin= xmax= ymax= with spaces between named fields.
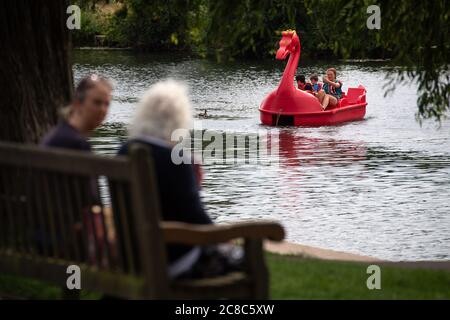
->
xmin=0 ymin=143 xmax=131 ymax=179
xmin=109 ymin=178 xmax=139 ymax=274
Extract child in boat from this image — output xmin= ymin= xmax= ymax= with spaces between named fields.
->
xmin=304 ymin=81 xmax=313 ymax=91
xmin=295 ymin=74 xmax=307 ymax=90
xmin=296 ymin=74 xmax=313 ymax=91
xmin=316 ymin=68 xmax=343 ymax=110
xmin=310 ymin=74 xmax=322 ymax=93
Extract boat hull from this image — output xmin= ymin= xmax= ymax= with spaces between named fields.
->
xmin=259 ymin=102 xmax=367 ymax=127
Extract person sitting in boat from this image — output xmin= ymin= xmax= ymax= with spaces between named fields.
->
xmin=309 ymin=74 xmax=322 ymax=93
xmin=304 ymin=81 xmax=313 ymax=91
xmin=316 ymin=68 xmax=343 ymax=110
xmin=295 ymin=74 xmax=307 ymax=90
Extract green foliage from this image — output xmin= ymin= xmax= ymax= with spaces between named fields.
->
xmin=305 ymin=0 xmax=450 ymax=122
xmin=103 ymin=4 xmax=130 ymax=46
xmin=117 ymin=0 xmax=184 ymax=49
xmin=380 ymin=0 xmax=449 ymax=123
xmin=206 ymin=0 xmax=311 ymax=61
xmin=72 ymin=0 xmax=197 ymax=49
xmin=72 ymin=10 xmax=107 ymax=46
xmin=186 ymin=1 xmax=210 ymax=57
xmin=304 ymin=0 xmax=382 ymax=57
xmin=104 ymin=0 xmax=201 ymax=50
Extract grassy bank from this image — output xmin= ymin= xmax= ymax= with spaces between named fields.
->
xmin=1 ymin=254 xmax=449 ymax=299
xmin=268 ymin=254 xmax=450 ymax=299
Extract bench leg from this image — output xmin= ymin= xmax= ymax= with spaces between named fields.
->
xmin=244 ymin=239 xmax=269 ymax=299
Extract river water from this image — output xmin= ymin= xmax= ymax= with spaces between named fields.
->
xmin=74 ymin=50 xmax=450 ymax=261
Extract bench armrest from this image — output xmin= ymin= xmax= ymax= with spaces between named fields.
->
xmin=161 ymin=221 xmax=285 ymax=245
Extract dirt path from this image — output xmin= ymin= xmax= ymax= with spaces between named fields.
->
xmin=265 ymin=241 xmax=450 ymax=271
xmin=265 ymin=241 xmax=381 ymax=262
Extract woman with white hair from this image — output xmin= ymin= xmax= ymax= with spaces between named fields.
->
xmin=118 ymin=80 xmax=242 ymax=279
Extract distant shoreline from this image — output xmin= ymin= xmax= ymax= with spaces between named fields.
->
xmin=72 ymin=48 xmax=393 ymax=64
xmin=75 ymin=47 xmax=133 ymax=51
xmin=339 ymin=58 xmax=391 ymax=62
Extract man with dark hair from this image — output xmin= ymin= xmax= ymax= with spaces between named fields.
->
xmin=296 ymin=74 xmax=314 ymax=91
xmin=41 ymin=74 xmax=112 ymax=151
xmin=295 ymin=74 xmax=306 ymax=90
xmin=39 ymin=74 xmax=113 ymax=265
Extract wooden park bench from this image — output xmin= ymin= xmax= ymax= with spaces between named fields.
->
xmin=0 ymin=141 xmax=284 ymax=299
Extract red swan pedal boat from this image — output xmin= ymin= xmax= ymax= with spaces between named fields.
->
xmin=259 ymin=30 xmax=367 ymax=127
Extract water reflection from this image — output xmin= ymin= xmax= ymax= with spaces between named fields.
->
xmin=91 ymin=122 xmax=128 ymax=155
xmin=276 ymin=129 xmax=367 ymax=168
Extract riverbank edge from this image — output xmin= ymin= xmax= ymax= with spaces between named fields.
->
xmin=264 ymin=240 xmax=450 ymax=271
xmin=75 ymin=46 xmax=133 ymax=50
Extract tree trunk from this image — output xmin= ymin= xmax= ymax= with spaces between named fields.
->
xmin=0 ymin=0 xmax=73 ymax=143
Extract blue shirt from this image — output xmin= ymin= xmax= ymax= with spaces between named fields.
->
xmin=312 ymin=83 xmax=321 ymax=92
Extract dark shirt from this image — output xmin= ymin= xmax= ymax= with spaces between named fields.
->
xmin=40 ymin=119 xmax=100 ymax=208
xmin=39 ymin=120 xmax=96 ymax=259
xmin=118 ymin=136 xmax=212 ymax=263
xmin=40 ymin=119 xmax=99 ymax=204
xmin=40 ymin=120 xmax=91 ymax=151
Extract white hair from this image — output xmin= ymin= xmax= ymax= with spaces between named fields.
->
xmin=129 ymin=79 xmax=193 ymax=144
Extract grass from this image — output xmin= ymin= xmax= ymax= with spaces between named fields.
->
xmin=1 ymin=253 xmax=449 ymax=299
xmin=268 ymin=254 xmax=450 ymax=299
